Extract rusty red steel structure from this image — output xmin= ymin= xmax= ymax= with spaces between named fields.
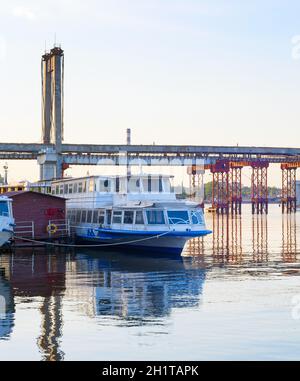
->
xmin=228 ymin=162 xmax=243 ymax=214
xmin=281 ymin=162 xmax=299 ymax=213
xmin=210 ymin=160 xmax=230 ymax=214
xmin=190 ymin=159 xmax=300 ymax=214
xmin=251 ymin=161 xmax=269 ymax=214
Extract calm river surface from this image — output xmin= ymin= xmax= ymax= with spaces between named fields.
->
xmin=1 ymin=204 xmax=300 ymax=361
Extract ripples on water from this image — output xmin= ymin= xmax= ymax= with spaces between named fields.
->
xmin=0 ymin=205 xmax=300 ymax=361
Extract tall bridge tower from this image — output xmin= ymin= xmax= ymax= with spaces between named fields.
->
xmin=39 ymin=46 xmax=64 ymax=180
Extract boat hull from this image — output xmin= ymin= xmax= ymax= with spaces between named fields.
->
xmin=75 ymin=228 xmax=212 ymax=255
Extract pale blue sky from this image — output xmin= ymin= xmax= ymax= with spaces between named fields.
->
xmin=0 ymin=0 xmax=300 ymax=183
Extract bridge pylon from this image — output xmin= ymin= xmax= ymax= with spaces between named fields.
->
xmin=40 ymin=46 xmax=64 ymax=180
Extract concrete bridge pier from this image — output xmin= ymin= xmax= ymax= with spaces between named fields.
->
xmin=37 ymin=149 xmax=62 ymax=181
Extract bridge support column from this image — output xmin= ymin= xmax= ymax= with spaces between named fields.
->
xmin=251 ymin=162 xmax=269 ymax=214
xmin=211 ymin=160 xmax=230 ymax=214
xmin=229 ymin=164 xmax=242 ymax=214
xmin=281 ymin=164 xmax=297 ymax=213
xmin=37 ymin=149 xmax=62 ymax=181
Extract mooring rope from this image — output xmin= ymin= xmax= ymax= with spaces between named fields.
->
xmin=12 ymin=230 xmax=172 ymax=248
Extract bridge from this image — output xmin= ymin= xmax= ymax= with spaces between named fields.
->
xmin=1 ymin=46 xmax=300 ymax=214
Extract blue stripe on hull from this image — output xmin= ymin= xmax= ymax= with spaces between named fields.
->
xmin=75 ymin=237 xmax=184 ymax=255
xmin=94 ymin=228 xmax=212 ymax=237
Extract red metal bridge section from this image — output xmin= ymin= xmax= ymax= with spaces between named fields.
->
xmin=189 ymin=159 xmax=299 ymax=214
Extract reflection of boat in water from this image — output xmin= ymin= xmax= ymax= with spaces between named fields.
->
xmin=0 ymin=196 xmax=14 ymax=247
xmin=0 ymin=270 xmax=15 ymax=339
xmin=71 ymin=250 xmax=207 ymax=322
xmin=51 ymin=174 xmax=211 ymax=255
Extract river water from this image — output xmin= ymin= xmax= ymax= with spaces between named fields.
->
xmin=0 ymin=204 xmax=300 ymax=361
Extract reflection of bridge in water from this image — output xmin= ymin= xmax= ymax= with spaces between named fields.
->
xmin=185 ymin=211 xmax=298 ymax=265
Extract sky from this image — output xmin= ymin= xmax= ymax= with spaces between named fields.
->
xmin=0 ymin=0 xmax=300 ymax=185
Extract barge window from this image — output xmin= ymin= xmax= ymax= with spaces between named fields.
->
xmin=70 ymin=210 xmax=76 ymax=223
xmin=69 ymin=184 xmax=73 ymax=194
xmin=59 ymin=185 xmax=64 ymax=195
xmin=87 ymin=210 xmax=93 ymax=223
xmin=98 ymin=211 xmax=105 ymax=224
xmin=124 ymin=211 xmax=134 ymax=224
xmin=191 ymin=210 xmax=204 ymax=225
xmin=81 ymin=210 xmax=87 ymax=223
xmin=55 ymin=185 xmax=59 ymax=195
xmin=112 ymin=211 xmax=122 ymax=224
xmin=64 ymin=184 xmax=68 ymax=194
xmin=135 ymin=211 xmax=144 ymax=225
xmin=106 ymin=210 xmax=112 ymax=225
xmin=167 ymin=211 xmax=189 ymax=224
xmin=0 ymin=201 xmax=11 ymax=217
xmin=89 ymin=179 xmax=95 ymax=193
xmin=92 ymin=210 xmax=98 ymax=224
xmin=146 ymin=210 xmax=165 ymax=225
xmin=78 ymin=183 xmax=83 ymax=193
xmin=100 ymin=179 xmax=110 ymax=192
xmin=73 ymin=183 xmax=78 ymax=193
xmin=76 ymin=210 xmax=81 ymax=223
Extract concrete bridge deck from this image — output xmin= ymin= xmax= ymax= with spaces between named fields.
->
xmin=1 ymin=143 xmax=300 ymax=164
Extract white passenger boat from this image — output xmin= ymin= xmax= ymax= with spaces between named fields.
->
xmin=51 ymin=174 xmax=212 ymax=255
xmin=0 ymin=196 xmax=14 ymax=247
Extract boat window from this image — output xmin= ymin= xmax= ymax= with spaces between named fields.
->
xmin=92 ymin=210 xmax=98 ymax=224
xmin=106 ymin=210 xmax=112 ymax=225
xmin=112 ymin=211 xmax=122 ymax=224
xmin=78 ymin=183 xmax=83 ymax=193
xmin=98 ymin=211 xmax=105 ymax=224
xmin=69 ymin=184 xmax=73 ymax=194
xmin=146 ymin=210 xmax=165 ymax=225
xmin=115 ymin=177 xmax=120 ymax=193
xmin=59 ymin=185 xmax=64 ymax=195
xmin=142 ymin=177 xmax=151 ymax=192
xmin=87 ymin=210 xmax=93 ymax=223
xmin=167 ymin=210 xmax=189 ymax=225
xmin=127 ymin=178 xmax=140 ymax=193
xmin=89 ymin=178 xmax=95 ymax=192
xmin=135 ymin=211 xmax=144 ymax=225
xmin=81 ymin=210 xmax=87 ymax=223
xmin=70 ymin=210 xmax=76 ymax=224
xmin=191 ymin=210 xmax=204 ymax=225
xmin=0 ymin=201 xmax=9 ymax=217
xmin=73 ymin=183 xmax=78 ymax=193
xmin=76 ymin=210 xmax=81 ymax=223
xmin=51 ymin=188 xmax=55 ymax=195
xmin=64 ymin=184 xmax=68 ymax=194
xmin=99 ymin=179 xmax=111 ymax=192
xmin=163 ymin=178 xmax=171 ymax=193
xmin=124 ymin=211 xmax=134 ymax=224
xmin=55 ymin=185 xmax=59 ymax=195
